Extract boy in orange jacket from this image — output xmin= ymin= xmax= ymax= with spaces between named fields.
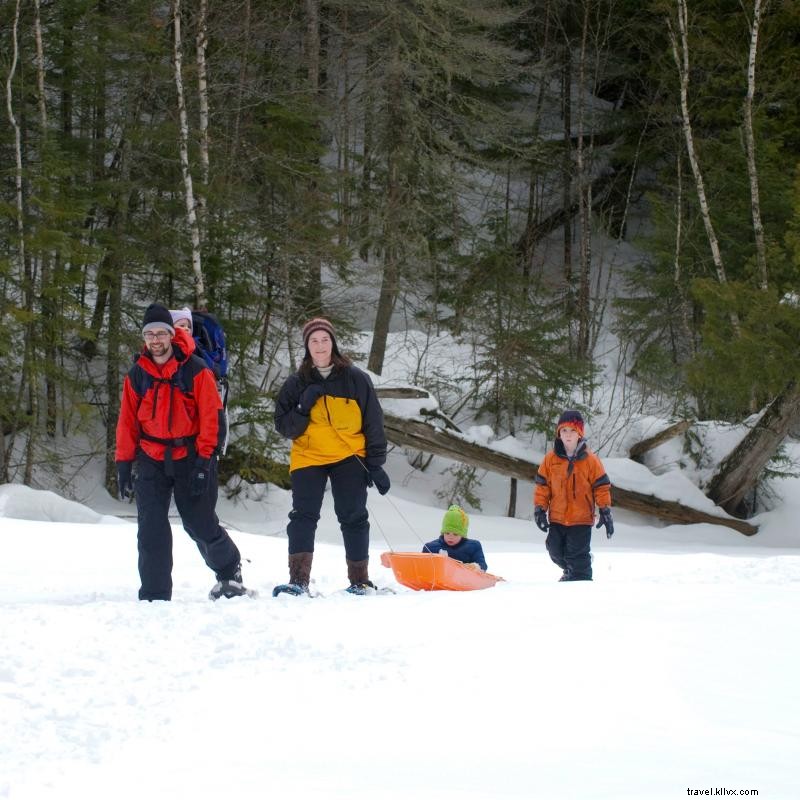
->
xmin=534 ymin=410 xmax=613 ymax=581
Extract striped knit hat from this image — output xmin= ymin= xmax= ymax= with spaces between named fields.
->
xmin=441 ymin=505 xmax=469 ymax=538
xmin=302 ymin=317 xmax=340 ymax=355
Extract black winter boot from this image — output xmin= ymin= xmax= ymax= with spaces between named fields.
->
xmin=209 ymin=565 xmax=255 ymax=600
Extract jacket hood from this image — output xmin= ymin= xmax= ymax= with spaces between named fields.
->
xmin=554 ymin=436 xmax=588 ymax=460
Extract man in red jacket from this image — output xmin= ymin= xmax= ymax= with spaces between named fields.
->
xmin=115 ymin=303 xmax=253 ymax=601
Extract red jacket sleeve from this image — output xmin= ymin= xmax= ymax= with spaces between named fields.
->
xmin=115 ymin=376 xmax=141 ymax=462
xmin=193 ymin=368 xmax=222 ymax=459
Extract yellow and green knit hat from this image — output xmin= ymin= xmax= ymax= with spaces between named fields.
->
xmin=441 ymin=505 xmax=469 ymax=538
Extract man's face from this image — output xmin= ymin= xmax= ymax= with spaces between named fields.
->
xmin=143 ymin=328 xmax=173 ymax=358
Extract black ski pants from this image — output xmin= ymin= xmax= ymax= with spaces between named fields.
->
xmin=134 ymin=453 xmax=241 ymax=600
xmin=546 ymin=522 xmax=593 ymax=581
xmin=287 ymin=456 xmax=370 ymax=561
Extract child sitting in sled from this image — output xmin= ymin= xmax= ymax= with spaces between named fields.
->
xmin=422 ymin=505 xmax=488 ymax=572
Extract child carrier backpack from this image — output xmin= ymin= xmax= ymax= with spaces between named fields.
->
xmin=191 ymin=311 xmax=228 ymax=380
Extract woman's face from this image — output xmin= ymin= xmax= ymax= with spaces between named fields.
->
xmin=308 ymin=331 xmax=333 ymax=368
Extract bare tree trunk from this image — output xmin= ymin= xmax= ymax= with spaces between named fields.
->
xmin=303 ymin=0 xmax=322 ymax=315
xmin=575 ymin=1 xmax=591 ymax=359
xmin=195 ymin=0 xmax=210 ymax=237
xmin=561 ymin=44 xmax=573 ymax=288
xmin=367 ymin=34 xmax=403 ymax=376
xmin=6 ymin=0 xmax=25 ymax=277
xmin=6 ymin=0 xmax=38 ymax=484
xmin=172 ymin=0 xmax=206 ymax=308
xmin=33 ymin=0 xmax=47 ymax=129
xmin=667 ymin=0 xmax=729 ymax=289
xmin=743 ymin=0 xmax=768 ymax=290
xmin=232 ymin=0 xmax=251 ymax=158
xmin=673 ymin=150 xmax=694 ymax=346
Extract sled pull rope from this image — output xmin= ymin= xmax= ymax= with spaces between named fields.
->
xmin=350 ymin=454 xmax=427 ymax=553
xmin=323 ymin=415 xmax=426 ymax=552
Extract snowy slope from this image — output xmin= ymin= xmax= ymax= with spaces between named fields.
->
xmin=2 ymin=485 xmax=799 ymax=800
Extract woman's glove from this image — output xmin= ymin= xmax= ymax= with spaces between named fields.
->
xmin=298 ymin=384 xmax=325 ymax=414
xmin=367 ymin=466 xmax=391 ymax=495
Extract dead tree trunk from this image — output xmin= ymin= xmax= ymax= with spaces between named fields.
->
xmin=628 ymin=420 xmax=692 ymax=462
xmin=382 ymin=412 xmax=757 ymax=535
xmin=706 ymin=381 xmax=800 ymax=518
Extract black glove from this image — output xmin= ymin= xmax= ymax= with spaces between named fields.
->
xmin=117 ymin=461 xmax=134 ymax=501
xmin=596 ymin=507 xmax=614 ymax=539
xmin=190 ymin=457 xmax=213 ymax=496
xmin=367 ymin=466 xmax=391 ymax=495
xmin=298 ymin=383 xmax=325 ymax=414
xmin=534 ymin=506 xmax=549 ymax=532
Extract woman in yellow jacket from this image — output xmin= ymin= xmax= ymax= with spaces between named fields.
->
xmin=534 ymin=409 xmax=613 ymax=581
xmin=273 ymin=318 xmax=389 ymax=595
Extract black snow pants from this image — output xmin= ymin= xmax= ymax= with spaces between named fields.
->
xmin=134 ymin=453 xmax=241 ymax=600
xmin=545 ymin=522 xmax=592 ymax=581
xmin=287 ymin=456 xmax=370 ymax=561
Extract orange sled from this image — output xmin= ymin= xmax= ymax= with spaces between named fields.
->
xmin=380 ymin=551 xmax=504 ymax=592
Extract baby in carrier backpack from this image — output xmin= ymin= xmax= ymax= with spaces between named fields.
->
xmin=422 ymin=505 xmax=488 ymax=572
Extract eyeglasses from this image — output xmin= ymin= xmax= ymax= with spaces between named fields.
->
xmin=143 ymin=331 xmax=171 ymax=341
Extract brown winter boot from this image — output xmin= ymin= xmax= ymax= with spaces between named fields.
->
xmin=289 ymin=552 xmax=313 ymax=587
xmin=346 ymin=558 xmax=376 ymax=594
xmin=272 ymin=552 xmax=313 ymax=597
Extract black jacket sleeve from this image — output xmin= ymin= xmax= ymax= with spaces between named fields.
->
xmin=274 ymin=374 xmax=313 ymax=440
xmin=352 ymin=368 xmax=387 ymax=468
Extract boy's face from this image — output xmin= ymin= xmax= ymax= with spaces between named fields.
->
xmin=174 ymin=318 xmax=192 ymax=331
xmin=442 ymin=532 xmax=462 ymax=546
xmin=559 ymin=426 xmax=580 ymax=450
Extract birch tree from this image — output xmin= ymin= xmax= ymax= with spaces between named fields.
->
xmin=172 ymin=0 xmax=206 ymax=308
xmin=743 ymin=0 xmax=768 ymax=290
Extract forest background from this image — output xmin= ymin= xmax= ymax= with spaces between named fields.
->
xmin=1 ymin=0 xmax=799 ymax=515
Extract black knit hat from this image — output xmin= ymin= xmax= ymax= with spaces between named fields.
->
xmin=142 ymin=303 xmax=175 ymax=336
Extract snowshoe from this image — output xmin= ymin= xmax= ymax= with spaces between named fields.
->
xmin=345 ymin=580 xmax=377 ymax=595
xmin=272 ymin=582 xmax=310 ymax=597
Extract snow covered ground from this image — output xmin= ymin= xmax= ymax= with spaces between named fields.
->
xmin=2 ymin=478 xmax=799 ymax=800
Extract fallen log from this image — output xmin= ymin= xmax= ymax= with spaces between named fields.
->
xmin=383 ymin=412 xmax=757 ymax=536
xmin=628 ymin=420 xmax=692 ymax=462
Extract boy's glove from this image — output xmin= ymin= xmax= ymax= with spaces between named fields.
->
xmin=534 ymin=506 xmax=549 ymax=532
xmin=367 ymin=466 xmax=391 ymax=495
xmin=596 ymin=507 xmax=614 ymax=539
xmin=298 ymin=384 xmax=325 ymax=414
xmin=117 ymin=461 xmax=134 ymax=501
xmin=190 ymin=457 xmax=213 ymax=496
